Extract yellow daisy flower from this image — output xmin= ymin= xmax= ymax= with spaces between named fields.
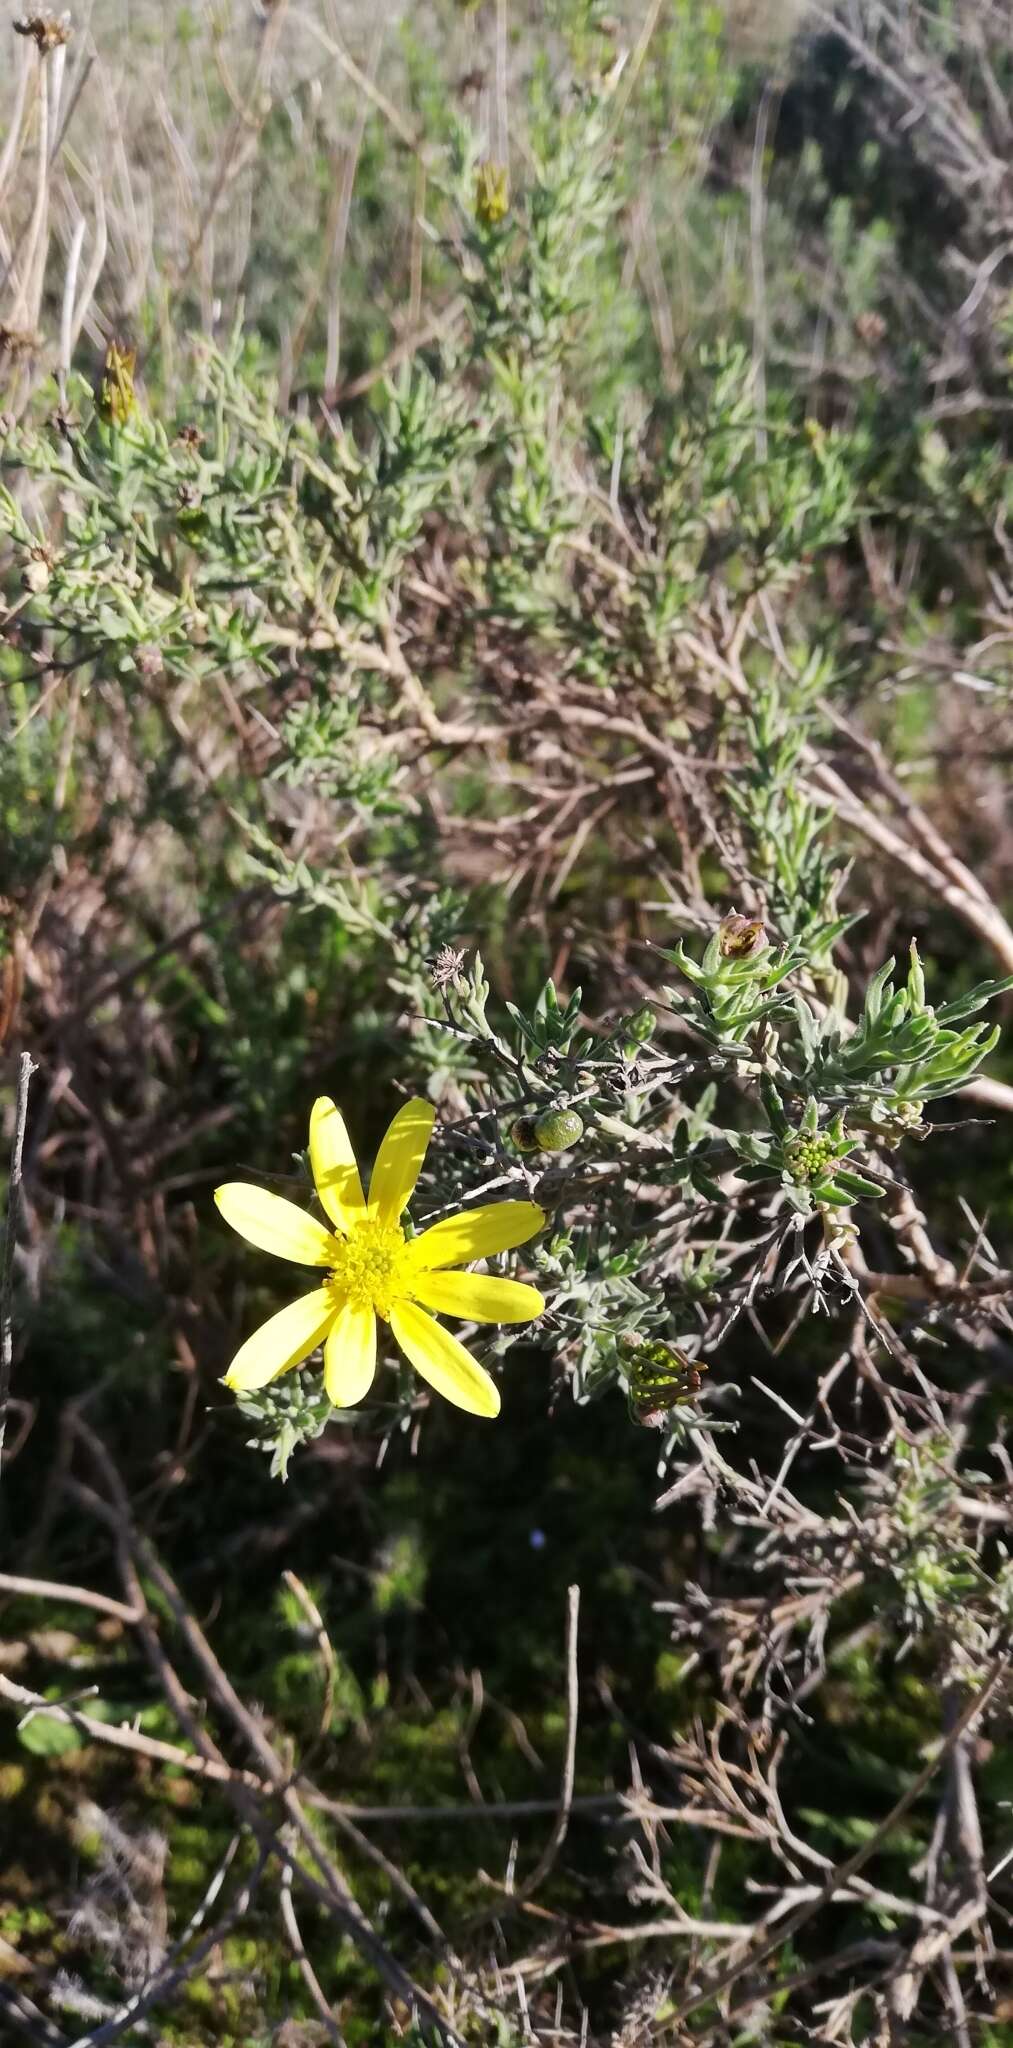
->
xmin=215 ymin=1097 xmax=545 ymax=1419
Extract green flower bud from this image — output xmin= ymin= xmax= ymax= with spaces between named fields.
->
xmin=533 ymin=1108 xmax=584 ymax=1153
xmin=625 ymin=1005 xmax=656 ymax=1043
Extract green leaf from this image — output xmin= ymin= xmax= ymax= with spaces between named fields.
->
xmin=863 ymin=959 xmax=895 ymax=1024
xmin=760 ymin=1072 xmax=789 ymax=1135
xmin=934 ymin=976 xmax=1013 ymax=1026
xmin=794 ymin=994 xmax=819 ymax=1061
xmin=831 ymin=1168 xmax=884 ymax=1200
xmin=17 ymin=1711 xmax=84 ymax=1757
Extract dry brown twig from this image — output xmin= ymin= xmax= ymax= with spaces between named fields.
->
xmin=654 ymin=1654 xmax=1011 ymax=2030
xmin=1 ymin=1049 xmax=36 ymax=1479
xmin=47 ymin=1414 xmax=474 ymax=2046
xmin=509 ymin=1583 xmax=581 ymax=1905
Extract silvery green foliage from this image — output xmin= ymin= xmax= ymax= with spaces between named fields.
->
xmin=235 ymin=1376 xmax=338 ymax=1482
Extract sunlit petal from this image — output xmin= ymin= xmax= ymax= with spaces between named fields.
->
xmin=310 ymin=1097 xmax=366 ymax=1234
xmin=323 ymin=1299 xmax=377 ymax=1407
xmin=368 ymin=1098 xmax=435 ymax=1225
xmin=409 ymin=1269 xmax=544 ymax=1324
xmin=215 ymin=1184 xmax=336 ymax=1266
xmin=390 ymin=1301 xmax=500 ymax=1418
xmin=223 ymin=1288 xmax=335 ymax=1392
xmin=407 ymin=1201 xmax=544 ymax=1271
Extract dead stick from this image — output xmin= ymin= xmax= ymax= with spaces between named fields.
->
xmin=67 ymin=1419 xmax=467 ymax=2048
xmin=659 ymin=1653 xmax=1010 ymax=2028
xmin=0 ymin=1571 xmax=140 ymax=1624
xmin=1 ymin=1050 xmax=36 ymax=1477
xmin=0 ymin=1666 xmax=625 ymax=1823
xmin=512 ymin=1583 xmax=580 ymax=1902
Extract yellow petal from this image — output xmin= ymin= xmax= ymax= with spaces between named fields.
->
xmin=323 ymin=1299 xmax=377 ymax=1407
xmin=409 ymin=1269 xmax=544 ymax=1325
xmin=215 ymin=1184 xmax=336 ymax=1266
xmin=390 ymin=1301 xmax=500 ymax=1418
xmin=368 ymin=1098 xmax=435 ymax=1225
xmin=309 ymin=1097 xmax=366 ymax=1234
xmin=223 ymin=1288 xmax=335 ymax=1392
xmin=408 ymin=1200 xmax=544 ymax=1272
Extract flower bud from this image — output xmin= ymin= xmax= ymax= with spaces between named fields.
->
xmin=783 ymin=1132 xmax=837 ymax=1184
xmin=475 ymin=162 xmax=509 ymax=226
xmin=98 ymin=341 xmax=137 ymax=426
xmin=625 ymin=1005 xmax=656 ymax=1043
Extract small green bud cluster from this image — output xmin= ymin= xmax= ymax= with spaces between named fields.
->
xmin=863 ymin=1096 xmax=926 ymax=1150
xmin=617 ymin=1334 xmax=705 ymax=1427
xmin=235 ymin=1372 xmax=336 ymax=1480
xmin=782 ymin=1131 xmax=838 ymax=1184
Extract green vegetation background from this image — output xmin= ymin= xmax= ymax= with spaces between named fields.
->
xmin=4 ymin=0 xmax=1013 ymax=2041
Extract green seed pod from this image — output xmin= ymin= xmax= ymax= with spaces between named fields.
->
xmin=509 ymin=1116 xmax=540 ymax=1153
xmin=533 ymin=1108 xmax=584 ymax=1153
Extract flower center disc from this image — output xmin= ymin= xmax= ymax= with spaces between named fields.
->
xmin=329 ymin=1218 xmax=411 ymax=1319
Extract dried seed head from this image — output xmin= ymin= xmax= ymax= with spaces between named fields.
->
xmin=0 ymin=325 xmax=42 ymax=360
xmin=717 ymin=912 xmax=767 ymax=960
xmin=430 ymin=944 xmax=466 ymax=993
xmin=13 ymin=11 xmax=71 ymax=49
xmin=21 ymin=543 xmax=54 ymax=594
xmin=856 ymin=310 xmax=887 ymax=347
